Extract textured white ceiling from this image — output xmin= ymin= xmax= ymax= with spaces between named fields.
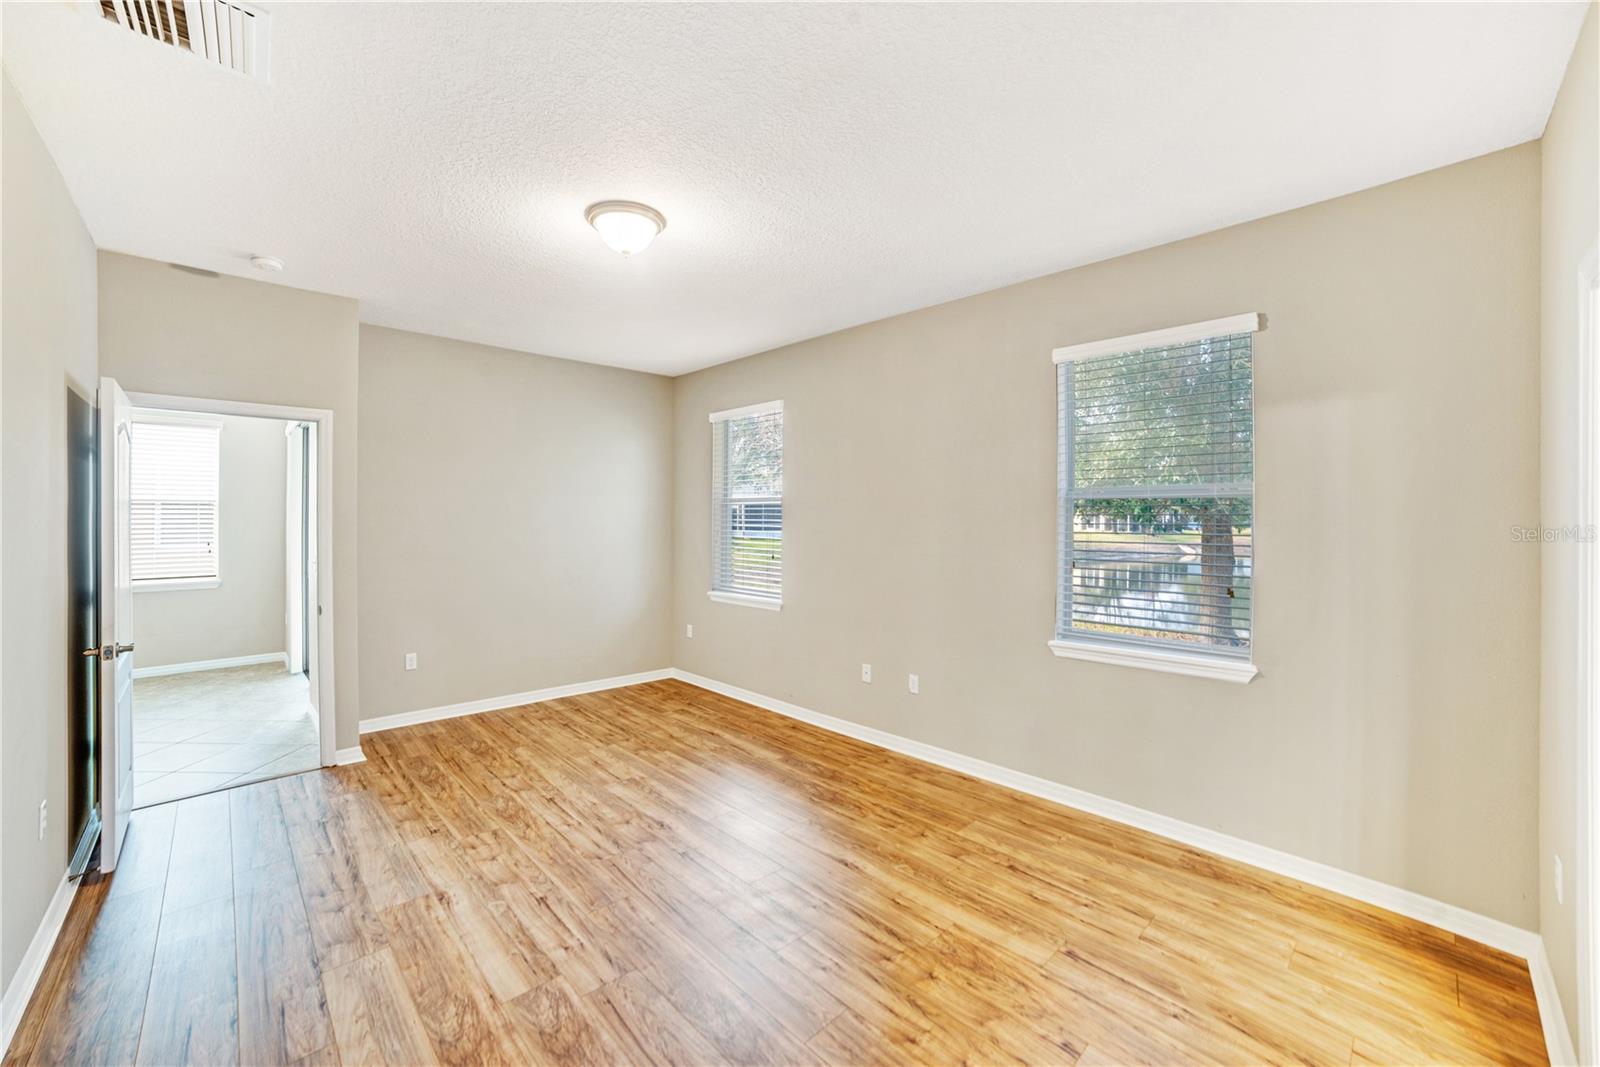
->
xmin=3 ymin=2 xmax=1587 ymax=375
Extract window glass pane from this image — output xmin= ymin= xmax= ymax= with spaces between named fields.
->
xmin=1069 ymin=497 xmax=1252 ymax=648
xmin=725 ymin=500 xmax=782 ymax=596
xmin=1071 ymin=334 xmax=1252 ymax=492
xmin=726 ymin=415 xmax=783 ymax=497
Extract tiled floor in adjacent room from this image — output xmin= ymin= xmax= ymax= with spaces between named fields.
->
xmin=132 ymin=662 xmax=318 ymax=808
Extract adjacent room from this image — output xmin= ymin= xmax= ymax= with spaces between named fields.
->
xmin=128 ymin=409 xmax=320 ymax=808
xmin=1 ymin=3 xmax=1596 ymax=1065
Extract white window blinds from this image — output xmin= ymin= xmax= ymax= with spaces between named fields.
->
xmin=710 ymin=401 xmax=783 ymax=602
xmin=1055 ymin=315 xmax=1257 ymax=658
xmin=130 ymin=418 xmax=221 ymax=582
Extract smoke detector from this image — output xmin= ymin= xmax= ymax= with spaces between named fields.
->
xmin=95 ymin=0 xmax=271 ymax=82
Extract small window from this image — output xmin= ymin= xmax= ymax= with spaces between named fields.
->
xmin=130 ymin=417 xmax=221 ymax=585
xmin=1052 ymin=315 xmax=1259 ymax=679
xmin=709 ymin=401 xmax=783 ymax=608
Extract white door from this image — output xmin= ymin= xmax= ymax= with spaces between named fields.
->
xmin=98 ymin=377 xmax=135 ymax=871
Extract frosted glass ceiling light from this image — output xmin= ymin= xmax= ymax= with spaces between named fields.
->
xmin=585 ymin=200 xmax=666 ymax=257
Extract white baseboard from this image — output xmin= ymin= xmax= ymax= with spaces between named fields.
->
xmin=1528 ymin=938 xmax=1578 ymax=1065
xmin=132 ymin=651 xmax=287 ymax=679
xmin=359 ymin=668 xmax=673 ymax=735
xmin=1 ymin=873 xmax=77 ymax=1057
xmin=667 ymin=673 xmax=1556 ymax=980
xmin=332 ymin=745 xmax=366 ymax=766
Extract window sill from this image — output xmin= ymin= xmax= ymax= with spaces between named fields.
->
xmin=133 ymin=577 xmax=220 ymax=593
xmin=707 ymin=590 xmax=782 ymax=612
xmin=1047 ymin=638 xmax=1258 ymax=683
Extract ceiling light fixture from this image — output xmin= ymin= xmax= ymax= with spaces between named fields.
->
xmin=585 ymin=200 xmax=666 ymax=257
xmin=249 ymin=254 xmax=284 ymax=272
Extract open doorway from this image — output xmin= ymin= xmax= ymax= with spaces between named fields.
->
xmin=127 ymin=407 xmax=322 ymax=807
xmin=92 ymin=382 xmax=337 ymax=871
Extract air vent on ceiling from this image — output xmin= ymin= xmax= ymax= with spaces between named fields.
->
xmin=97 ymin=0 xmax=270 ymax=81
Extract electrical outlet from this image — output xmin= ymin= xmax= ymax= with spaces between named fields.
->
xmin=686 ymin=624 xmax=694 ymax=639
xmin=404 ymin=652 xmax=418 ymax=671
xmin=38 ymin=799 xmax=47 ymax=841
xmin=908 ymin=673 xmax=919 ymax=694
xmin=861 ymin=663 xmax=872 ymax=683
xmin=1556 ymin=853 xmax=1565 ymax=904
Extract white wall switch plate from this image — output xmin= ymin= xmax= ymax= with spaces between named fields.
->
xmin=404 ymin=652 xmax=418 ymax=671
xmin=1555 ymin=853 xmax=1565 ymax=903
xmin=861 ymin=663 xmax=872 ymax=683
xmin=686 ymin=624 xmax=694 ymax=638
xmin=908 ymin=673 xmax=919 ymax=694
xmin=38 ymin=799 xmax=47 ymax=840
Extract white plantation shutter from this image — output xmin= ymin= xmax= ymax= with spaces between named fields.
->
xmin=1054 ymin=314 xmax=1259 ymax=658
xmin=130 ymin=419 xmax=220 ymax=582
xmin=710 ymin=401 xmax=783 ymax=602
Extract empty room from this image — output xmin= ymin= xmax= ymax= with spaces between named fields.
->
xmin=1 ymin=2 xmax=1596 ymax=1065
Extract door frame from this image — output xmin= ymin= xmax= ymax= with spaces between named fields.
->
xmin=284 ymin=422 xmax=310 ymax=676
xmin=125 ymin=390 xmax=338 ymax=767
xmin=1576 ymin=241 xmax=1599 ymax=1065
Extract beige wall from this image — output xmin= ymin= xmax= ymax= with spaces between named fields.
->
xmin=1540 ymin=2 xmax=1599 ymax=1051
xmin=97 ymin=253 xmax=362 ymax=749
xmin=358 ymin=325 xmax=672 ymax=720
xmin=133 ymin=413 xmax=288 ymax=670
xmin=0 ymin=73 xmax=99 ymax=991
xmin=673 ymin=143 xmax=1543 ymax=927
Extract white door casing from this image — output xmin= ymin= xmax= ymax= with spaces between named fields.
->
xmin=304 ymin=422 xmax=320 ymax=715
xmin=285 ymin=423 xmax=307 ymax=675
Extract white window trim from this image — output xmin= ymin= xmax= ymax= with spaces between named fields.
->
xmin=1052 ymin=313 xmax=1262 ymax=680
xmin=709 ymin=399 xmax=782 ymax=423
xmin=133 ymin=576 xmax=221 ymax=593
xmin=1048 ymin=637 xmax=1258 ymax=683
xmin=707 ymin=589 xmax=782 ymax=611
xmin=1053 ymin=312 xmax=1261 ymax=364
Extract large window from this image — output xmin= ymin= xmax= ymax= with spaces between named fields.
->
xmin=130 ymin=416 xmax=221 ymax=586
xmin=1052 ymin=314 xmax=1259 ymax=681
xmin=709 ymin=400 xmax=783 ymax=608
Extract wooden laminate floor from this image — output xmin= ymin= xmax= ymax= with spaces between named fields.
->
xmin=7 ymin=679 xmax=1547 ymax=1066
